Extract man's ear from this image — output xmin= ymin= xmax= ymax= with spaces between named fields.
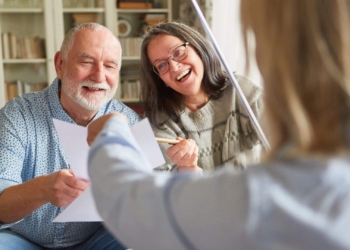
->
xmin=54 ymin=51 xmax=63 ymax=78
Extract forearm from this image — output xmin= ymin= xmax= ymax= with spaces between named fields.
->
xmin=0 ymin=175 xmax=48 ymax=224
xmin=89 ymin=143 xmax=185 ymax=249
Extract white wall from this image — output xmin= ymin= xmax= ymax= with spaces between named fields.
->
xmin=211 ymin=0 xmax=261 ymax=86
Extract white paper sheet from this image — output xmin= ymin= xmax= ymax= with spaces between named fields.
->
xmin=53 ymin=119 xmax=90 ymax=180
xmin=53 ymin=186 xmax=102 ymax=222
xmin=52 ymin=118 xmax=165 ymax=222
xmin=130 ymin=118 xmax=166 ymax=168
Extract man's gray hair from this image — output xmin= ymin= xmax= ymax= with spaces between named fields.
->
xmin=60 ymin=22 xmax=122 ymax=67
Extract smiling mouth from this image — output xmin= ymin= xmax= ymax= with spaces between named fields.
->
xmin=83 ymin=86 xmax=106 ymax=91
xmin=177 ymin=69 xmax=191 ymax=81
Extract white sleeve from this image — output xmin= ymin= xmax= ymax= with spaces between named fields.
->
xmin=88 ymin=116 xmax=250 ymax=250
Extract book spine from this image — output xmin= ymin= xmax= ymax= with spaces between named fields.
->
xmin=9 ymin=33 xmax=17 ymax=59
xmin=1 ymin=32 xmax=10 ymax=59
xmin=16 ymin=80 xmax=23 ymax=96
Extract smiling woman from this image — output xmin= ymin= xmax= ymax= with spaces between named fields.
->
xmin=139 ymin=21 xmax=263 ymax=173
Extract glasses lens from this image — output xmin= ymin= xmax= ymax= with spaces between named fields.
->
xmin=153 ymin=43 xmax=189 ymax=75
xmin=154 ymin=60 xmax=169 ymax=75
xmin=172 ymin=46 xmax=187 ymax=62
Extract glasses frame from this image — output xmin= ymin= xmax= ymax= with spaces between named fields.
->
xmin=152 ymin=42 xmax=190 ymax=75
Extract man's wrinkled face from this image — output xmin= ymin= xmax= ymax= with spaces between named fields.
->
xmin=59 ymin=28 xmax=121 ymax=111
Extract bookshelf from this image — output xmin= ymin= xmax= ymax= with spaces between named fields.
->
xmin=116 ymin=0 xmax=172 ymax=105
xmin=0 ymin=0 xmax=173 ymax=109
xmin=0 ymin=0 xmax=55 ymax=107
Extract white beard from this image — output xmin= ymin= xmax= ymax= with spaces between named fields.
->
xmin=61 ymin=78 xmax=114 ymax=111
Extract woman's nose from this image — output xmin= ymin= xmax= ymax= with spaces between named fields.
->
xmin=168 ymin=58 xmax=180 ymax=72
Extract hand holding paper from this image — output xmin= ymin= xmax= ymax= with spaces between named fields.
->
xmin=87 ymin=112 xmax=129 ymax=146
xmin=52 ymin=117 xmax=165 ymax=222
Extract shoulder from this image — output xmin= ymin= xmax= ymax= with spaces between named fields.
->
xmin=0 ymin=91 xmax=51 ymax=142
xmin=151 ymin=115 xmax=182 ymax=138
xmin=235 ymin=74 xmax=263 ymax=104
xmin=1 ymin=90 xmax=47 ymax=117
xmin=151 ymin=116 xmax=175 ymax=133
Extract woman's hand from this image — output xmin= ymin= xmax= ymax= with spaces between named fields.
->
xmin=166 ymin=137 xmax=199 ymax=172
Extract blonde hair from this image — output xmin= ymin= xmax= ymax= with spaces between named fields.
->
xmin=241 ymin=0 xmax=350 ymax=157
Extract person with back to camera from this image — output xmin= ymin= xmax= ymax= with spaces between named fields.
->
xmin=87 ymin=0 xmax=350 ymax=249
xmin=0 ymin=23 xmax=139 ymax=249
xmin=139 ymin=22 xmax=263 ymax=173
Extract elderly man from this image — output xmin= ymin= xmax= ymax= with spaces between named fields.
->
xmin=0 ymin=23 xmax=139 ymax=249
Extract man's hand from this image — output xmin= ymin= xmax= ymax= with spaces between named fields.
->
xmin=166 ymin=137 xmax=199 ymax=172
xmin=0 ymin=169 xmax=90 ymax=223
xmin=87 ymin=112 xmax=128 ymax=146
xmin=44 ymin=169 xmax=89 ymax=207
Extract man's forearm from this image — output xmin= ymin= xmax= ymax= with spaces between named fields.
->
xmin=0 ymin=175 xmax=48 ymax=224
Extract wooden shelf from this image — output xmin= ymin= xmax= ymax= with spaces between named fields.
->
xmin=63 ymin=8 xmax=105 ymax=13
xmin=3 ymin=59 xmax=46 ymax=64
xmin=0 ymin=8 xmax=43 ymax=13
xmin=117 ymin=8 xmax=169 ymax=14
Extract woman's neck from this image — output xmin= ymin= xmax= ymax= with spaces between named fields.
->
xmin=185 ymin=92 xmax=209 ymax=112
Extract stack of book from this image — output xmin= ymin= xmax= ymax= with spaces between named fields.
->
xmin=6 ymin=81 xmax=21 ymax=101
xmin=121 ymin=78 xmax=140 ymax=100
xmin=118 ymin=0 xmax=153 ymax=9
xmin=1 ymin=33 xmax=45 ymax=59
xmin=120 ymin=64 xmax=141 ymax=100
xmin=143 ymin=14 xmax=166 ymax=25
xmin=121 ymin=64 xmax=140 ymax=79
xmin=72 ymin=14 xmax=97 ymax=24
xmin=119 ymin=37 xmax=143 ymax=57
xmin=6 ymin=80 xmax=47 ymax=101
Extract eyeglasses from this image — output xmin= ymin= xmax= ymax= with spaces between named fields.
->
xmin=152 ymin=42 xmax=190 ymax=75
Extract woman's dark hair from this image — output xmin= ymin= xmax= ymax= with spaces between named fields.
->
xmin=140 ymin=21 xmax=228 ymax=128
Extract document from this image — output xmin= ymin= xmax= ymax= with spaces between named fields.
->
xmin=52 ymin=118 xmax=90 ymax=180
xmin=52 ymin=118 xmax=165 ymax=222
xmin=54 ymin=186 xmax=102 ymax=222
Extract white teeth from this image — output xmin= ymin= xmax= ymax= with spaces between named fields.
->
xmin=89 ymin=87 xmax=100 ymax=90
xmin=81 ymin=81 xmax=110 ymax=91
xmin=87 ymin=86 xmax=103 ymax=91
xmin=177 ymin=69 xmax=190 ymax=80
